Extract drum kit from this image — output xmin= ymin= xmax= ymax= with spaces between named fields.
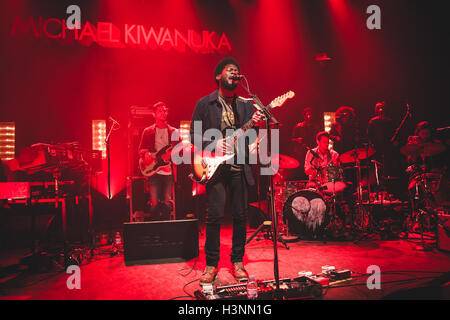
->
xmin=269 ymin=144 xmax=410 ymax=241
xmin=249 ymin=136 xmax=448 ymax=244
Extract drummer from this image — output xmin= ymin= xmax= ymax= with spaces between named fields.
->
xmin=304 ymin=131 xmax=340 ymax=189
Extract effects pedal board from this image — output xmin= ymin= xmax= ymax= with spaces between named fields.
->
xmin=195 ymin=276 xmax=323 ymax=300
xmin=319 ymin=266 xmax=353 ymax=284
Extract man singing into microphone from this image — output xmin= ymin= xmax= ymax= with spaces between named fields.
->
xmin=189 ymin=57 xmax=264 ymax=286
xmin=304 ymin=131 xmax=340 ymax=189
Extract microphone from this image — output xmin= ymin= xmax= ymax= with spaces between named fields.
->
xmin=230 ymin=74 xmax=244 ymax=81
xmin=109 ymin=116 xmax=120 ymax=128
xmin=305 ymin=146 xmax=320 ymax=159
xmin=310 ymin=149 xmax=320 ymax=159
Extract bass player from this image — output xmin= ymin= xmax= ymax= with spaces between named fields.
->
xmin=138 ymin=101 xmax=179 ymax=221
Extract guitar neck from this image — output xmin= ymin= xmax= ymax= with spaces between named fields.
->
xmin=225 ymin=90 xmax=294 ymax=144
xmin=229 ymin=104 xmax=272 ymax=143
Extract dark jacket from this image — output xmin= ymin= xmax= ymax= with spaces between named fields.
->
xmin=189 ymin=90 xmax=256 ymax=185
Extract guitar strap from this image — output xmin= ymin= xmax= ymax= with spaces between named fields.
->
xmin=232 ymin=97 xmax=248 ymax=169
xmin=231 ymin=95 xmax=241 ymax=128
xmin=167 ymin=127 xmax=171 ymax=145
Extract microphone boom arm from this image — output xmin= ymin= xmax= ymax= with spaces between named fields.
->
xmin=237 ymin=76 xmax=279 ymax=125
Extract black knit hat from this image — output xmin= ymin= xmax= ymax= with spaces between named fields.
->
xmin=214 ymin=57 xmax=240 ymax=85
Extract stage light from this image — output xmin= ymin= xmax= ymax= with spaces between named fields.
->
xmin=179 ymin=120 xmax=191 ymax=142
xmin=323 ymin=112 xmax=335 ymax=148
xmin=92 ymin=120 xmax=106 ymax=159
xmin=0 ymin=122 xmax=15 ymax=160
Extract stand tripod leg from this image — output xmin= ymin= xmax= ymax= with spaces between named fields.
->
xmin=246 ymin=220 xmax=289 ymax=249
xmin=414 ymin=209 xmax=432 ymax=251
xmin=246 ymin=221 xmax=270 ymax=244
xmin=88 ymin=194 xmax=94 ymax=257
xmin=277 ymin=234 xmax=289 ymax=249
xmin=353 ymin=205 xmax=372 ymax=243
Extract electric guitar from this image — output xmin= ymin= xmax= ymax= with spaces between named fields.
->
xmin=139 ymin=144 xmax=173 ymax=177
xmin=192 ymin=91 xmax=295 ymax=184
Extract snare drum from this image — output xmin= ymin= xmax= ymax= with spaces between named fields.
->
xmin=319 ymin=163 xmax=346 ymax=194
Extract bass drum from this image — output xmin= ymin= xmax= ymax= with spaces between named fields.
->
xmin=283 ymin=189 xmax=330 ymax=240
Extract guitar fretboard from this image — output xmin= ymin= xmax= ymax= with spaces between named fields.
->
xmin=228 ymin=105 xmax=272 ymax=144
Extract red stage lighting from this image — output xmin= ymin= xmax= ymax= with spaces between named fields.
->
xmin=0 ymin=122 xmax=15 ymax=161
xmin=92 ymin=120 xmax=106 ymax=159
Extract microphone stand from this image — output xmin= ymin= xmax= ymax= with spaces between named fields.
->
xmin=391 ymin=103 xmax=411 ymax=145
xmin=105 ymin=120 xmax=119 ymax=199
xmin=237 ymin=78 xmax=283 ymax=299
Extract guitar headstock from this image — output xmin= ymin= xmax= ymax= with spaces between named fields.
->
xmin=269 ymin=91 xmax=295 ymax=109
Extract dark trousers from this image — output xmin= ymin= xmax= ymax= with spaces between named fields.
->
xmin=205 ymin=167 xmax=248 ymax=267
xmin=148 ymin=174 xmax=173 ymax=220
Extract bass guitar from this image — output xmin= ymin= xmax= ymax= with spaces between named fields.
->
xmin=139 ymin=144 xmax=173 ymax=177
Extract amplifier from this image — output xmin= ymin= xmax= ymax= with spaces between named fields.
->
xmin=123 ymin=219 xmax=199 ymax=266
xmin=127 ymin=176 xmax=149 ymax=222
xmin=195 ymin=276 xmax=323 ymax=300
xmin=437 ymin=212 xmax=450 ymax=252
xmin=0 ymin=181 xmax=75 ymax=200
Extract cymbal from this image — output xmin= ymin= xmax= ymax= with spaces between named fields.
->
xmin=400 ymin=143 xmax=422 ymax=155
xmin=401 ymin=142 xmax=446 ymax=157
xmin=339 ymin=147 xmax=375 ymax=164
xmin=271 ymin=154 xmax=299 ymax=169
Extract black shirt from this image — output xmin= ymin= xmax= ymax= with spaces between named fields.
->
xmin=367 ymin=116 xmax=394 ymax=154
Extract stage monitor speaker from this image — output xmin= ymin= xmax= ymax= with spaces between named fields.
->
xmin=123 ymin=219 xmax=199 ymax=266
xmin=437 ymin=212 xmax=450 ymax=252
